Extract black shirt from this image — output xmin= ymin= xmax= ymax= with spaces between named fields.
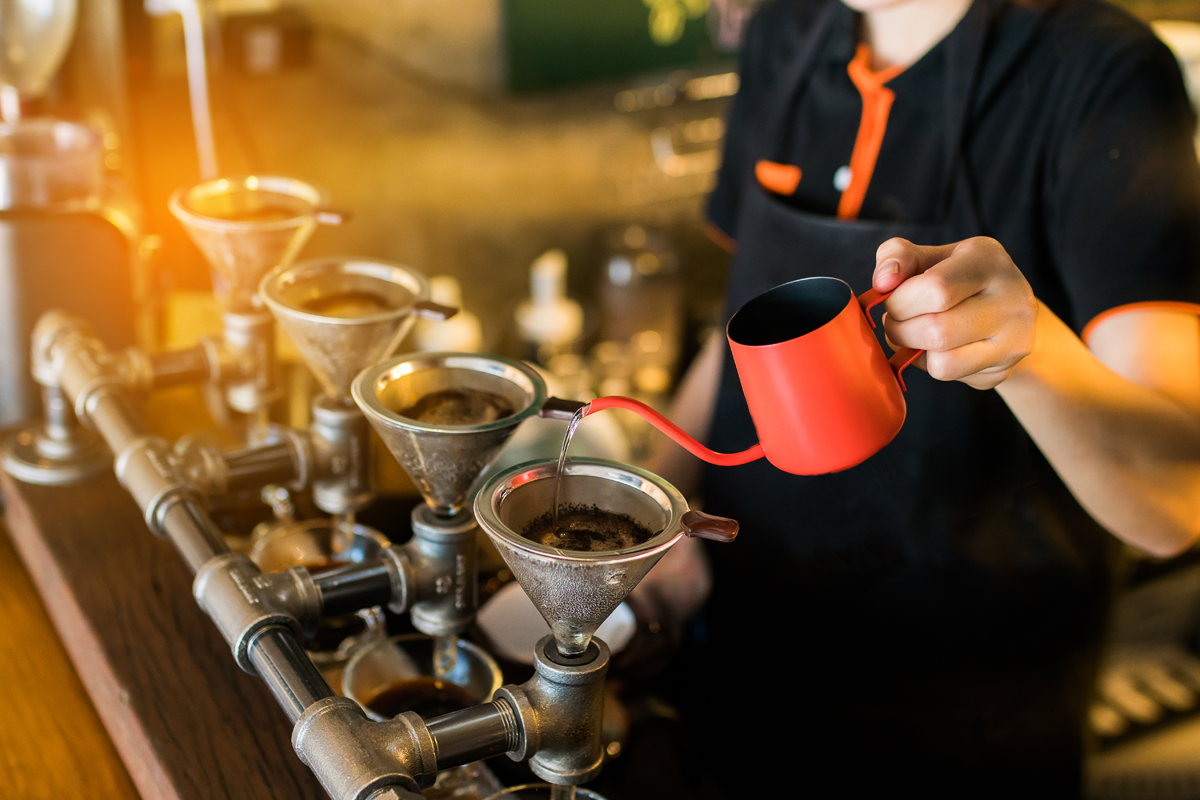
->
xmin=710 ymin=0 xmax=1200 ymax=334
xmin=689 ymin=0 xmax=1200 ymax=796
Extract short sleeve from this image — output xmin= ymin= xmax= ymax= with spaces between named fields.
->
xmin=1045 ymin=34 xmax=1200 ymax=334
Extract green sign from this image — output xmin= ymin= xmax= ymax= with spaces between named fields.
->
xmin=505 ymin=0 xmax=727 ymax=92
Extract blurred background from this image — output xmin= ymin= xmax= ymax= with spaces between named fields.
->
xmin=11 ymin=0 xmax=1200 ymax=797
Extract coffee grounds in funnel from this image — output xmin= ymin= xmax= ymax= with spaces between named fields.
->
xmin=522 ymin=504 xmax=657 ymax=552
xmin=195 ymin=190 xmax=311 ymax=222
xmin=301 ymin=290 xmax=393 ymax=318
xmin=397 ymin=389 xmax=515 ymax=425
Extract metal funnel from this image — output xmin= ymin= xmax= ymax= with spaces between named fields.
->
xmin=352 ymin=353 xmax=547 ymax=517
xmin=473 ymin=459 xmax=688 ymax=657
xmin=169 ymin=175 xmax=339 ymax=312
xmin=260 ymin=257 xmax=434 ymax=401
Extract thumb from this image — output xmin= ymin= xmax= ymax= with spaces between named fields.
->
xmin=874 ymin=238 xmax=957 ymax=292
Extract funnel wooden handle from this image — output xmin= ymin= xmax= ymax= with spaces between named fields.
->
xmin=413 ymin=300 xmax=458 ymax=320
xmin=313 ymin=207 xmax=351 ymax=225
xmin=681 ymin=510 xmax=738 ymax=542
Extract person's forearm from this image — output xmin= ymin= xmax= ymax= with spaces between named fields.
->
xmin=996 ymin=302 xmax=1200 ymax=556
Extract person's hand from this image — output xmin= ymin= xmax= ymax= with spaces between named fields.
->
xmin=872 ymin=236 xmax=1038 ymax=390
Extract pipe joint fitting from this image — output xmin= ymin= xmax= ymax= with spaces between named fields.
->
xmin=280 ymin=426 xmax=313 ymax=490
xmin=172 ymin=425 xmax=312 ymax=499
xmin=221 ymin=310 xmax=283 ymax=413
xmin=172 ymin=436 xmax=229 ymax=495
xmin=114 ymin=436 xmax=207 ymax=538
xmin=197 ymin=336 xmax=233 ymax=385
xmin=258 ymin=566 xmax=323 ymax=624
xmin=405 ymin=506 xmax=478 ymax=637
xmin=72 ymin=375 xmax=127 ymax=430
xmin=292 ymin=696 xmax=437 ymax=800
xmin=311 ymin=397 xmax=373 ymax=515
xmin=193 ymin=553 xmax=305 ymax=672
xmin=113 ymin=347 xmax=156 ymax=393
xmin=30 ymin=311 xmax=91 ymax=388
xmin=496 ymin=635 xmax=610 ymax=785
xmin=491 ymin=687 xmax=539 ymax=762
xmin=56 ymin=341 xmax=156 ymax=424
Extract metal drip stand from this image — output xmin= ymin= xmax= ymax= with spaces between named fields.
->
xmin=7 ymin=308 xmax=722 ymax=799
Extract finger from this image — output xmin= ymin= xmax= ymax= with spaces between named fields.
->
xmin=874 ymin=238 xmax=957 ymax=292
xmin=884 ymin=238 xmax=1008 ymax=320
xmin=923 ymin=339 xmax=1013 ymax=384
xmin=883 ymin=294 xmax=1002 ymax=352
xmin=884 ymin=254 xmax=993 ymax=322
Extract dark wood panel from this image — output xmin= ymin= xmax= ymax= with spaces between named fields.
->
xmin=1 ymin=468 xmax=326 ymax=800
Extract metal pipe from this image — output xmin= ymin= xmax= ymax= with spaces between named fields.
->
xmin=144 ymin=0 xmax=217 ymax=178
xmin=42 ymin=385 xmax=75 ymax=442
xmin=247 ymin=627 xmax=336 ymax=723
xmin=149 ymin=345 xmax=215 ymax=389
xmin=311 ymin=398 xmax=372 ymax=516
xmin=162 ymin=499 xmax=230 ymax=573
xmin=36 ymin=313 xmax=596 ymax=797
xmin=87 ymin=390 xmax=148 ymax=452
xmin=222 ymin=310 xmax=282 ymax=416
xmin=312 ymin=561 xmax=393 ymax=617
xmin=223 ymin=442 xmax=300 ymax=491
xmin=426 ymin=702 xmax=517 ymax=770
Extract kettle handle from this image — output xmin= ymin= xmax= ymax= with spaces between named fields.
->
xmin=857 ymin=287 xmax=923 ymax=392
xmin=540 ymin=396 xmax=765 ymax=467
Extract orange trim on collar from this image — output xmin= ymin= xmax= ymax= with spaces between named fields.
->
xmin=755 ymin=160 xmax=802 ymax=195
xmin=848 ymin=43 xmax=906 ymax=88
xmin=838 ymin=44 xmax=905 ymax=221
xmin=1082 ymin=301 xmax=1200 ymax=346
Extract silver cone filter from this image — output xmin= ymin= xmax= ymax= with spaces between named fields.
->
xmin=474 ymin=459 xmax=688 ymax=657
xmin=352 ymin=353 xmax=546 ymax=517
xmin=169 ymin=175 xmax=330 ymax=311
xmin=260 ymin=258 xmax=431 ymax=400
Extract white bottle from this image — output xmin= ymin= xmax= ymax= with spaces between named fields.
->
xmin=413 ymin=275 xmax=483 ymax=353
xmin=515 ymin=248 xmax=584 ymax=363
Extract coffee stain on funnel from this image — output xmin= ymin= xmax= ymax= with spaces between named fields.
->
xmin=352 ymin=353 xmax=547 ymax=517
xmin=261 ymin=257 xmax=433 ymax=400
xmin=169 ymin=175 xmax=337 ymax=312
xmin=474 ymin=458 xmax=690 ymax=657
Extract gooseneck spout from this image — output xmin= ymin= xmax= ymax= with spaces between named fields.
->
xmin=539 ymin=395 xmax=765 ymax=467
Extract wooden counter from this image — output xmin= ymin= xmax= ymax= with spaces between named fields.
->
xmin=0 ymin=466 xmax=325 ymax=800
xmin=0 ymin=519 xmax=139 ymax=800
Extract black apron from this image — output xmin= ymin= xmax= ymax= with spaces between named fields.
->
xmin=692 ymin=1 xmax=1114 ymax=796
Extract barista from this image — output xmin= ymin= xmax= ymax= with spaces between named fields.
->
xmin=638 ymin=0 xmax=1200 ymax=795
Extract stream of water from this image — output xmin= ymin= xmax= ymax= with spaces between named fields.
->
xmin=551 ymin=408 xmax=585 ymax=535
